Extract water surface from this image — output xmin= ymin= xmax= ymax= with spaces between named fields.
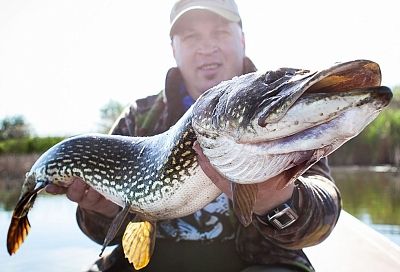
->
xmin=0 ymin=196 xmax=114 ymax=271
xmin=333 ymin=167 xmax=400 ymax=245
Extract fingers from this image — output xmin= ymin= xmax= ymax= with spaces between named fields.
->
xmin=81 ymin=189 xmax=120 ymax=218
xmin=77 ymin=187 xmax=102 ymax=208
xmin=45 ymin=177 xmax=120 ymax=218
xmin=66 ymin=178 xmax=104 ymax=208
xmin=92 ymin=196 xmax=121 ymax=218
xmin=192 ymin=141 xmax=202 ymax=155
xmin=66 ymin=178 xmax=120 ymax=218
xmin=45 ymin=184 xmax=68 ymax=195
xmin=193 ymin=142 xmax=209 ymax=170
xmin=66 ymin=178 xmax=89 ymax=203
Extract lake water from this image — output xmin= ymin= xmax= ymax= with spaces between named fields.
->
xmin=0 ymin=167 xmax=399 ymax=271
xmin=332 ymin=167 xmax=400 ymax=246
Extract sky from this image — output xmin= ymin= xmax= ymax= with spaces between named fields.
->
xmin=1 ymin=0 xmax=399 ymax=136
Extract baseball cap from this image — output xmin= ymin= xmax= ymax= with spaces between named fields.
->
xmin=170 ymin=0 xmax=242 ymax=36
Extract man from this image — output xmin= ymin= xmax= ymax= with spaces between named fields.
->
xmin=47 ymin=1 xmax=341 ymax=271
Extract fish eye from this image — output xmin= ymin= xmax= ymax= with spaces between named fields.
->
xmin=264 ymin=68 xmax=300 ymax=85
xmin=264 ymin=70 xmax=283 ymax=85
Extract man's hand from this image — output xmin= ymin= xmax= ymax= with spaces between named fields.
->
xmin=193 ymin=142 xmax=295 ymax=215
xmin=46 ymin=178 xmax=120 ymax=218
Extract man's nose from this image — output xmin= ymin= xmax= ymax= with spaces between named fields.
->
xmin=197 ymin=38 xmax=218 ymax=55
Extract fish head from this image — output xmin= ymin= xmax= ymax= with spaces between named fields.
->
xmin=192 ymin=60 xmax=392 ymax=183
xmin=192 ymin=66 xmax=316 ymax=138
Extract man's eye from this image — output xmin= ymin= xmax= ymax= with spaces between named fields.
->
xmin=215 ymin=30 xmax=230 ymax=37
xmin=183 ymin=33 xmax=197 ymax=41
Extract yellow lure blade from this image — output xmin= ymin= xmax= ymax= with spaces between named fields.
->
xmin=122 ymin=221 xmax=156 ymax=270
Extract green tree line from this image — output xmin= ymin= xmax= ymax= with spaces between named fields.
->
xmin=0 ymin=136 xmax=65 ymax=154
xmin=0 ymin=115 xmax=63 ymax=154
xmin=0 ymin=100 xmax=124 ymax=154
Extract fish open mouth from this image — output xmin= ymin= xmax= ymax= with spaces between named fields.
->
xmin=292 ymin=60 xmax=393 ymax=110
xmin=305 ymin=60 xmax=382 ymax=94
xmin=297 ymin=60 xmax=393 ymax=127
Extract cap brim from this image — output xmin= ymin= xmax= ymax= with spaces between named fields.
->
xmin=170 ymin=6 xmax=241 ymax=37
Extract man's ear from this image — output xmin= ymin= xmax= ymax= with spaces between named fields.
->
xmin=241 ymin=31 xmax=246 ymax=51
xmin=171 ymin=38 xmax=177 ymax=59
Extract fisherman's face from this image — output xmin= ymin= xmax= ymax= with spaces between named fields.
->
xmin=171 ymin=10 xmax=245 ymax=99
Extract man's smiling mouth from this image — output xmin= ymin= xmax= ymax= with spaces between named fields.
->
xmin=199 ymin=63 xmax=221 ymax=71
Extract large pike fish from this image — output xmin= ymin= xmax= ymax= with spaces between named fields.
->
xmin=6 ymin=60 xmax=392 ymax=269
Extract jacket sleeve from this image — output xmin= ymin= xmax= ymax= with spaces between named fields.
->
xmin=252 ymin=157 xmax=342 ymax=249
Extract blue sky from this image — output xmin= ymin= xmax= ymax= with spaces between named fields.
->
xmin=1 ymin=0 xmax=399 ymax=136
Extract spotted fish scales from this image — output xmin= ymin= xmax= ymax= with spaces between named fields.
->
xmin=6 ymin=60 xmax=392 ymax=270
xmin=27 ymin=114 xmax=219 ymax=220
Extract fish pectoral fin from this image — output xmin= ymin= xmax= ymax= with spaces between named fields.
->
xmin=100 ymin=204 xmax=131 ymax=257
xmin=276 ymin=158 xmax=319 ymax=190
xmin=122 ymin=220 xmax=156 ymax=270
xmin=274 ymin=167 xmax=302 ymax=190
xmin=232 ymin=183 xmax=258 ymax=227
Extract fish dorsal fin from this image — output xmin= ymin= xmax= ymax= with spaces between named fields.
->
xmin=99 ymin=204 xmax=131 ymax=257
xmin=232 ymin=183 xmax=258 ymax=227
xmin=122 ymin=220 xmax=156 ymax=270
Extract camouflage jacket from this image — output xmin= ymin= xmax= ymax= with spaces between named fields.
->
xmin=77 ymin=58 xmax=341 ymax=271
